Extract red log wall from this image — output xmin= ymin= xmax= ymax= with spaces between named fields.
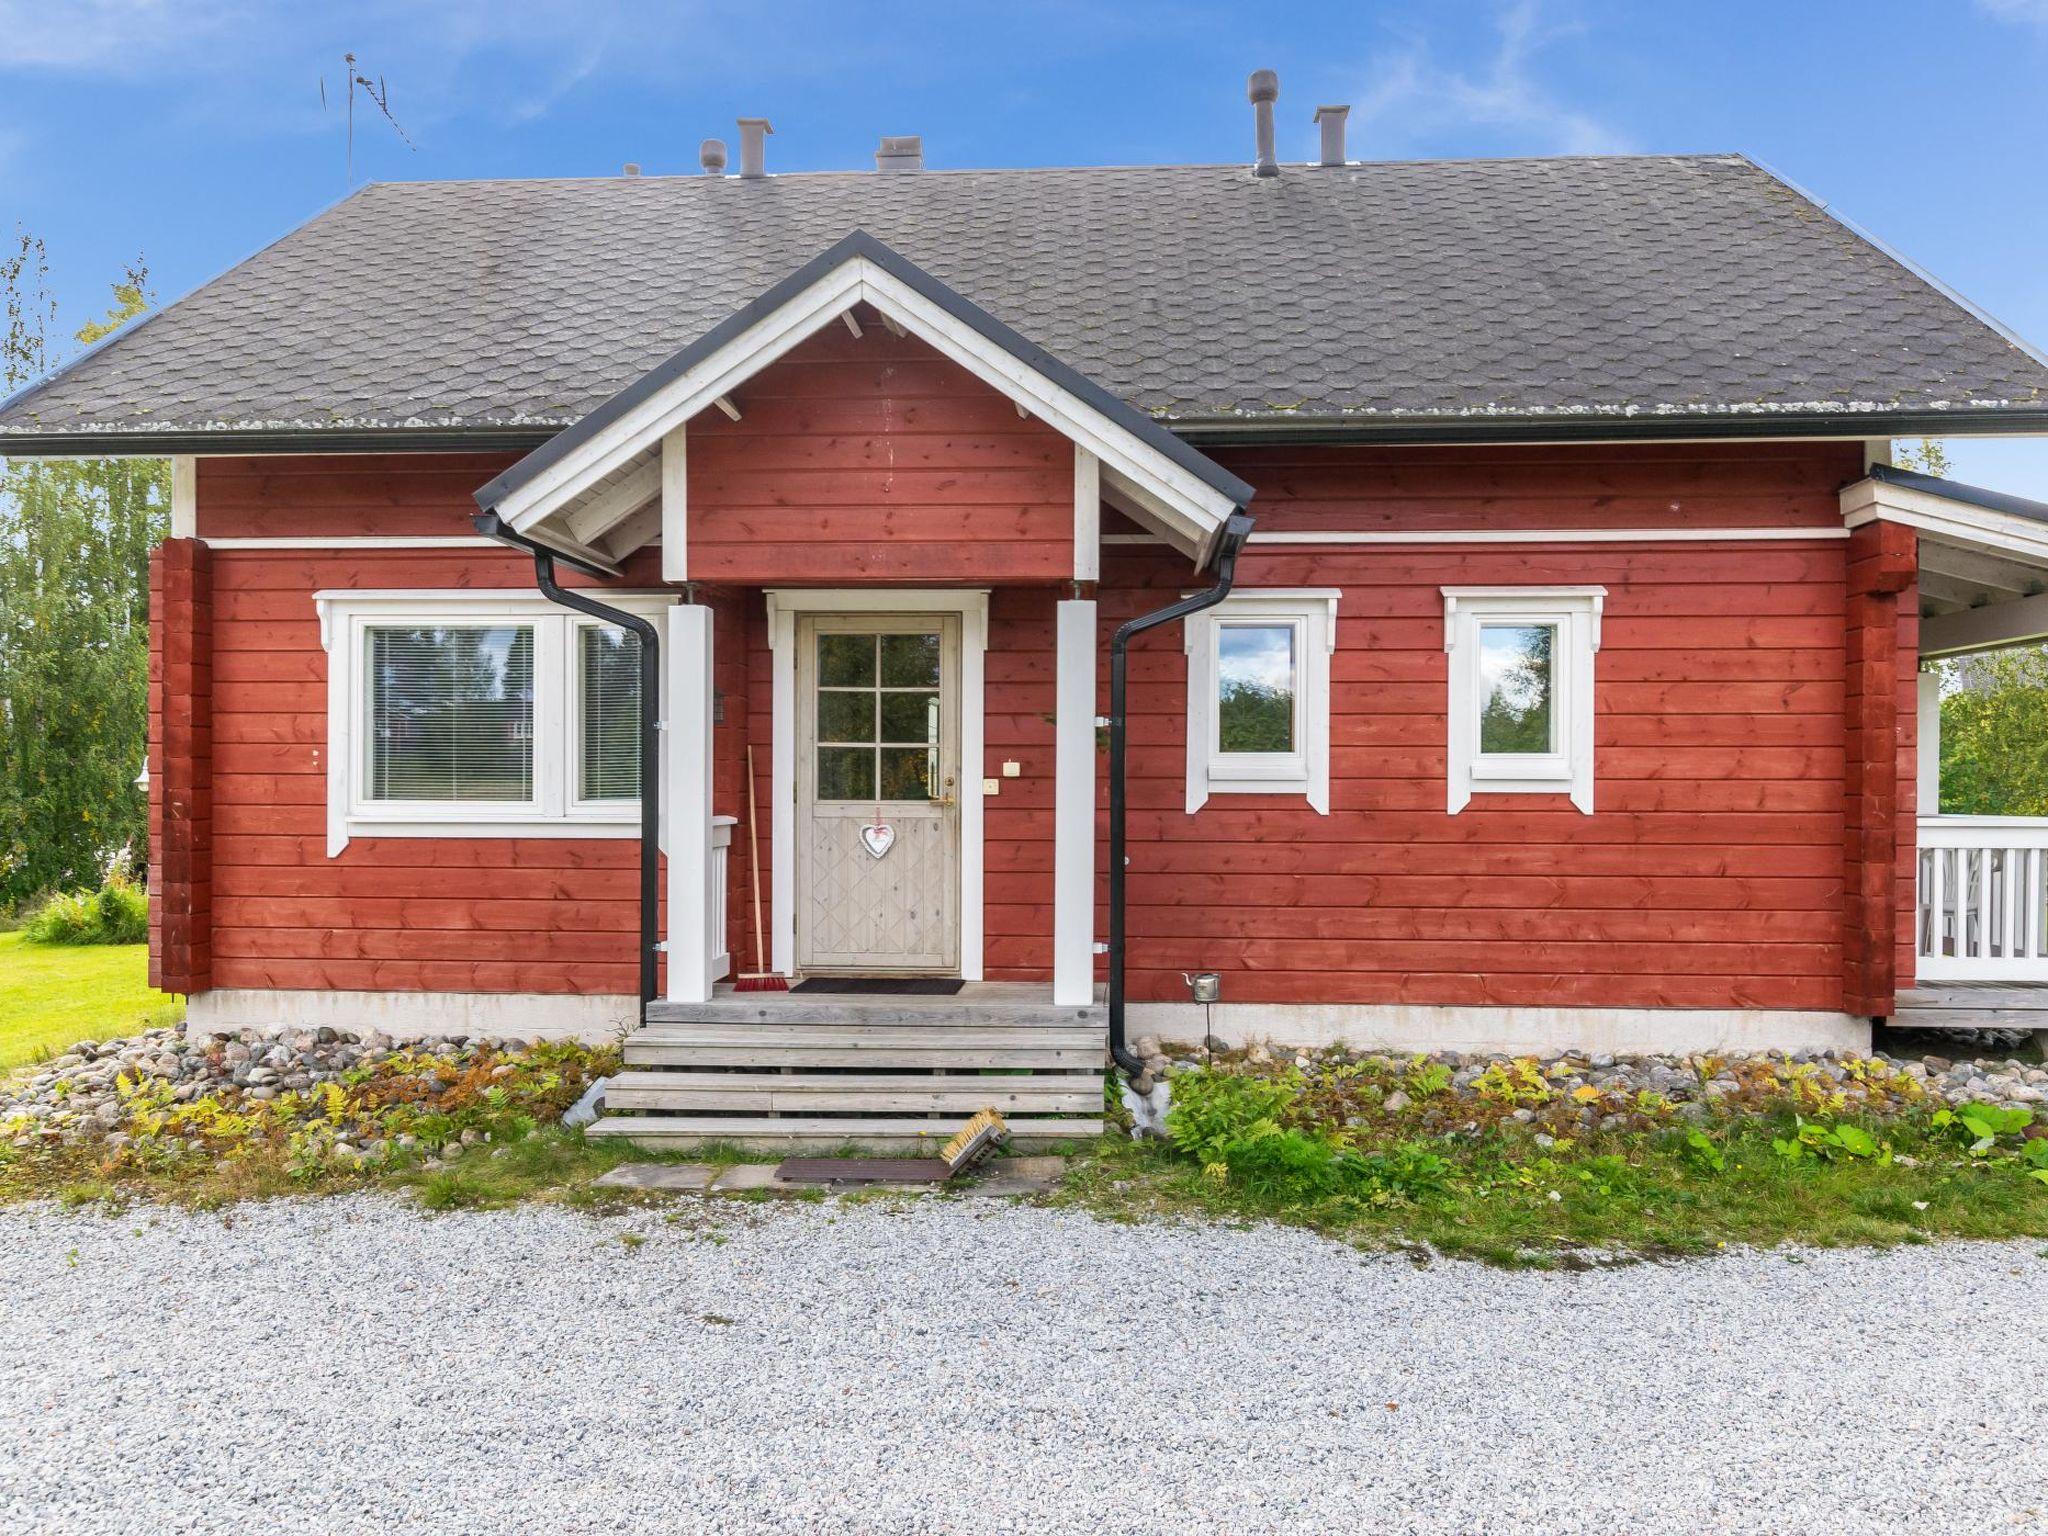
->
xmin=683 ymin=310 xmax=1076 ymax=584
xmin=164 ymin=397 xmax=1912 ymax=1020
xmin=147 ymin=538 xmax=214 ymax=994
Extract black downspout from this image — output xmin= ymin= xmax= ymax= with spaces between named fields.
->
xmin=1107 ymin=510 xmax=1255 ymax=1084
xmin=474 ymin=513 xmax=663 ymax=1019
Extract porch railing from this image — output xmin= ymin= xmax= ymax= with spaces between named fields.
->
xmin=711 ymin=815 xmax=736 ymax=982
xmin=1916 ymin=815 xmax=2048 ymax=981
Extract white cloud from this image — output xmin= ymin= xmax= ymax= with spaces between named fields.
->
xmin=1349 ymin=0 xmax=1632 ymax=159
xmin=1978 ymin=0 xmax=2048 ymax=27
xmin=0 ymin=0 xmax=250 ymax=72
xmin=0 ymin=1 xmax=718 ymax=136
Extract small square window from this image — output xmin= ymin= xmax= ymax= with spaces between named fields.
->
xmin=1444 ymin=588 xmax=1603 ymax=815
xmin=1185 ymin=591 xmax=1336 ymax=815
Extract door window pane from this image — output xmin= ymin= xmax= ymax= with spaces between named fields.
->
xmin=368 ymin=625 xmax=535 ymax=802
xmin=817 ymin=746 xmax=876 ymax=801
xmin=879 ymin=690 xmax=939 ymax=744
xmin=578 ymin=625 xmax=640 ymax=801
xmin=818 ymin=633 xmax=876 ymax=687
xmin=1478 ymin=623 xmax=1556 ymax=755
xmin=880 ymin=748 xmax=935 ymax=800
xmin=880 ymin=632 xmax=941 ymax=687
xmin=1217 ymin=623 xmax=1296 ymax=753
xmin=816 ymin=690 xmax=876 ymax=743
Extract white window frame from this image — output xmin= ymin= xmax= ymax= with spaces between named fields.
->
xmin=1443 ymin=586 xmax=1604 ymax=816
xmin=1184 ymin=589 xmax=1337 ymax=815
xmin=315 ymin=590 xmax=672 ymax=855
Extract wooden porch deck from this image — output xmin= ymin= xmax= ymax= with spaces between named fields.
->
xmin=586 ymin=984 xmax=1109 ymax=1152
xmin=1894 ymin=984 xmax=2048 ymax=1034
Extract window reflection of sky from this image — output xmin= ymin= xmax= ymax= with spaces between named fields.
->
xmin=1219 ymin=624 xmax=1294 ymax=690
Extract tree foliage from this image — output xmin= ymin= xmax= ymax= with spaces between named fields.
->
xmin=0 ymin=232 xmax=167 ymax=906
xmin=1936 ymin=647 xmax=2048 ymax=816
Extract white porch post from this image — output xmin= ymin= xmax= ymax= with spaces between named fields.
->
xmin=1054 ymin=598 xmax=1098 ymax=1006
xmin=1918 ymin=669 xmax=1940 ymax=817
xmin=666 ymin=603 xmax=715 ymax=1002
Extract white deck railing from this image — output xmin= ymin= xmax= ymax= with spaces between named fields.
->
xmin=711 ymin=816 xmax=736 ymax=982
xmin=1917 ymin=815 xmax=2048 ymax=980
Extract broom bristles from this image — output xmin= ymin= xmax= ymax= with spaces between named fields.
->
xmin=734 ymin=973 xmax=789 ymax=992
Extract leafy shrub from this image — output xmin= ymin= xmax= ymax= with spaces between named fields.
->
xmin=22 ymin=873 xmax=147 ymax=945
xmin=1166 ymin=1070 xmax=1302 ymax=1166
xmin=1219 ymin=1127 xmax=1344 ymax=1198
xmin=1771 ymin=1116 xmax=1884 ymax=1165
xmin=1932 ymin=1101 xmax=2033 ymax=1155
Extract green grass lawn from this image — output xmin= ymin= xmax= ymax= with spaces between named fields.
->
xmin=0 ymin=931 xmax=182 ymax=1072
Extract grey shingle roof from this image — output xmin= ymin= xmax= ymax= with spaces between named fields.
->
xmin=5 ymin=153 xmax=2047 ymax=450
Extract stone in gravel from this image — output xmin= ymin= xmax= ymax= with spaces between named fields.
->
xmin=710 ymin=1165 xmax=786 ymax=1193
xmin=595 ymin=1163 xmax=720 ymax=1193
xmin=967 ymin=1156 xmax=1068 ymax=1197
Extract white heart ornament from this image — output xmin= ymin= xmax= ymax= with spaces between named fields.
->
xmin=860 ymin=823 xmax=896 ymax=859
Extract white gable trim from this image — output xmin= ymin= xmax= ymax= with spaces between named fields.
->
xmin=497 ymin=256 xmax=1237 ymax=560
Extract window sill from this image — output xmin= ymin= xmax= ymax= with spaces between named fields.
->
xmin=333 ymin=813 xmax=642 ymax=854
xmin=1191 ymin=777 xmax=1329 ymax=814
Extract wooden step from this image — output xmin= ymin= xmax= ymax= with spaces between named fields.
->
xmin=624 ymin=1024 xmax=1105 ymax=1072
xmin=604 ymin=1070 xmax=1103 ymax=1115
xmin=645 ymin=993 xmax=1102 ymax=1029
xmin=585 ymin=1113 xmax=1106 ymax=1153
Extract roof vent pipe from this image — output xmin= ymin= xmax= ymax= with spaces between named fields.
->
xmin=622 ymin=162 xmax=642 ymax=177
xmin=1249 ymin=69 xmax=1279 ymax=177
xmin=1314 ymin=104 xmax=1349 ymax=167
xmin=736 ymin=117 xmax=771 ymax=178
xmin=699 ymin=139 xmax=727 ymax=175
xmin=875 ymin=134 xmax=924 ymax=172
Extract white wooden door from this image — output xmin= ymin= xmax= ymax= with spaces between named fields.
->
xmin=795 ymin=614 xmax=962 ymax=973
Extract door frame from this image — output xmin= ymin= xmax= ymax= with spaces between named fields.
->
xmin=767 ymin=589 xmax=988 ymax=981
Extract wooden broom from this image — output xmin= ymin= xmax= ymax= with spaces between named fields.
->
xmin=734 ymin=744 xmax=788 ymax=991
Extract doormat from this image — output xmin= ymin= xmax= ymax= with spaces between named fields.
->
xmin=791 ymin=977 xmax=966 ymax=996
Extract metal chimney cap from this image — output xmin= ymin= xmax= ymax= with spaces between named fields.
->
xmin=1247 ymin=68 xmax=1279 ymax=103
xmin=1313 ymin=103 xmax=1349 ymax=122
xmin=699 ymin=139 xmax=728 ymax=174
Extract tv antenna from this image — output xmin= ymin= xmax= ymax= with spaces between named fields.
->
xmin=320 ymin=52 xmax=418 ymax=186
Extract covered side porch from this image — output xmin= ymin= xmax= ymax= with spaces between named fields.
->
xmin=1850 ymin=467 xmax=2048 ymax=1041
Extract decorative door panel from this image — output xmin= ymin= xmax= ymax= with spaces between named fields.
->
xmin=795 ymin=614 xmax=962 ymax=972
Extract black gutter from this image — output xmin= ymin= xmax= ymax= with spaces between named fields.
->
xmin=0 ymin=427 xmax=560 ymax=459
xmin=1168 ymin=406 xmax=2048 ymax=448
xmin=1107 ymin=509 xmax=1256 ymax=1087
xmin=474 ymin=511 xmax=663 ymax=1015
xmin=13 ymin=404 xmax=2048 ymax=463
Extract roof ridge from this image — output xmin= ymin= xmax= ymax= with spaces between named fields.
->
xmin=354 ymin=152 xmax=1753 ymax=191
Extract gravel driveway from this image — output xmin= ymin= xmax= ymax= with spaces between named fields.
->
xmin=2 ymin=1196 xmax=2044 ymax=1535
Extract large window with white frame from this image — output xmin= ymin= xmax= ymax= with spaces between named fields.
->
xmin=316 ymin=591 xmax=669 ymax=854
xmin=1443 ymin=586 xmax=1603 ymax=815
xmin=1184 ymin=590 xmax=1337 ymax=814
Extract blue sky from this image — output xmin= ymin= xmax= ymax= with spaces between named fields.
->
xmin=4 ymin=0 xmax=2048 ymax=488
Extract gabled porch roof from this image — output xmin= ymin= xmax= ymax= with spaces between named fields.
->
xmin=473 ymin=230 xmax=1253 ymax=573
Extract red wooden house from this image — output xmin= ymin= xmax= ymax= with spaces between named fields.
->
xmin=11 ymin=100 xmax=2048 ymax=1144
